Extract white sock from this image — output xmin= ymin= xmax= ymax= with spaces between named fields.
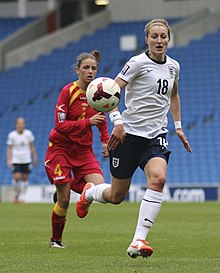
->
xmin=13 ymin=180 xmax=22 ymax=201
xmin=85 ymin=183 xmax=110 ymax=203
xmin=133 ymin=189 xmax=163 ymax=241
xmin=20 ymin=180 xmax=28 ymax=201
xmin=21 ymin=180 xmax=28 ymax=193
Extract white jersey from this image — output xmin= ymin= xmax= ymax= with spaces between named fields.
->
xmin=7 ymin=129 xmax=35 ymax=164
xmin=117 ymin=51 xmax=180 ymax=139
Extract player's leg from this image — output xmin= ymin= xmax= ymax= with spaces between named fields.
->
xmin=45 ymin=146 xmax=72 ymax=248
xmin=76 ymin=134 xmax=137 ymax=217
xmin=20 ymin=165 xmax=30 ymax=202
xmin=76 ymin=175 xmax=131 ymax=218
xmin=74 ymin=159 xmax=105 ymax=216
xmin=50 ymin=182 xmax=70 ymax=248
xmin=127 ymin=133 xmax=171 ymax=258
xmin=75 ymin=173 xmax=105 ymax=218
xmin=53 ymin=176 xmax=86 ymax=203
xmin=98 ymin=176 xmax=131 ymax=204
xmin=69 ymin=170 xmax=105 ymax=195
xmin=82 ymin=172 xmax=105 ymax=202
xmin=127 ymin=157 xmax=167 ymax=258
xmin=12 ymin=165 xmax=22 ymax=203
xmin=53 ymin=172 xmax=103 ymax=204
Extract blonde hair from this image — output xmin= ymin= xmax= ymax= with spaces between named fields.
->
xmin=144 ymin=19 xmax=171 ymax=40
xmin=76 ymin=49 xmax=101 ymax=68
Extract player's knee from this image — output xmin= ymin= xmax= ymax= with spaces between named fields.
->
xmin=58 ymin=196 xmax=70 ymax=208
xmin=150 ymin=174 xmax=166 ymax=191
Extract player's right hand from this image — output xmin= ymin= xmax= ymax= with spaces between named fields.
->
xmin=90 ymin=112 xmax=106 ymax=125
xmin=107 ymin=124 xmax=126 ymax=150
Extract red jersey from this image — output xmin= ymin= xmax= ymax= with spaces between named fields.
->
xmin=48 ymin=81 xmax=109 ymax=146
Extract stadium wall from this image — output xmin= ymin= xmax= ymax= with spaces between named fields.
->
xmin=108 ymin=0 xmax=220 ymax=21
xmin=0 ymin=9 xmax=59 ymax=71
xmin=0 ymin=1 xmax=51 ymax=17
xmin=4 ymin=9 xmax=111 ymax=69
xmin=171 ymin=8 xmax=220 ymax=46
xmin=2 ymin=7 xmax=220 ymax=70
xmin=0 ymin=184 xmax=220 ymax=203
xmin=0 ymin=0 xmax=220 ymax=20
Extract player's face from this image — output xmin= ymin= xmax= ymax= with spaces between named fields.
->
xmin=76 ymin=58 xmax=98 ymax=85
xmin=146 ymin=25 xmax=170 ymax=61
xmin=16 ymin=119 xmax=25 ymax=133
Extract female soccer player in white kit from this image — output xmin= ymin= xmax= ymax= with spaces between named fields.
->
xmin=7 ymin=117 xmax=38 ymax=202
xmin=76 ymin=18 xmax=192 ymax=258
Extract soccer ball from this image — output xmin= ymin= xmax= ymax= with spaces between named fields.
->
xmin=86 ymin=77 xmax=121 ymax=112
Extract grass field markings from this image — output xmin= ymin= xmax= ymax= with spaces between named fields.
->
xmin=1 ymin=202 xmax=219 ymax=273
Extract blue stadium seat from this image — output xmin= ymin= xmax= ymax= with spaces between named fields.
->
xmin=0 ymin=17 xmax=36 ymax=41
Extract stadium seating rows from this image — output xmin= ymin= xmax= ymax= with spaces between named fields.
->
xmin=0 ymin=17 xmax=36 ymax=41
xmin=0 ymin=18 xmax=219 ymax=186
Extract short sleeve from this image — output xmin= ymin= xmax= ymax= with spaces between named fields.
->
xmin=7 ymin=132 xmax=13 ymax=145
xmin=28 ymin=130 xmax=35 ymax=142
xmin=117 ymin=57 xmax=140 ymax=83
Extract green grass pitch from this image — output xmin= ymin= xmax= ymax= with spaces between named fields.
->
xmin=0 ymin=201 xmax=219 ymax=273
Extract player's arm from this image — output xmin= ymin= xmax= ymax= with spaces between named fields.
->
xmin=107 ymin=77 xmax=127 ymax=150
xmin=55 ymin=89 xmax=90 ymax=135
xmin=30 ymin=141 xmax=38 ymax=166
xmin=170 ymin=81 xmax=192 ymax=153
xmin=6 ymin=144 xmax=13 ymax=168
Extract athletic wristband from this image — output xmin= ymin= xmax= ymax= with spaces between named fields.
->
xmin=114 ymin=119 xmax=123 ymax=126
xmin=109 ymin=111 xmax=123 ymax=126
xmin=174 ymin=121 xmax=182 ymax=129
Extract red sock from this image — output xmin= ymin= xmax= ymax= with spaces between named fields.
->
xmin=51 ymin=210 xmax=66 ymax=241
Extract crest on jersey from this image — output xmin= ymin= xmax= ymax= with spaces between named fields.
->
xmin=81 ymin=102 xmax=88 ymax=111
xmin=168 ymin=66 xmax=175 ymax=78
xmin=58 ymin=112 xmax=66 ymax=122
xmin=112 ymin=157 xmax=120 ymax=168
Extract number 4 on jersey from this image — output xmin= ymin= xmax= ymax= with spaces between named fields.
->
xmin=54 ymin=164 xmax=62 ymax=176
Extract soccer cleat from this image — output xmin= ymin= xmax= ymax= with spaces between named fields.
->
xmin=53 ymin=191 xmax=57 ymax=203
xmin=76 ymin=183 xmax=94 ymax=218
xmin=127 ymin=239 xmax=153 ymax=259
xmin=49 ymin=239 xmax=64 ymax=249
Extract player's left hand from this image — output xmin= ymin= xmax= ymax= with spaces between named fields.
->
xmin=176 ymin=129 xmax=192 ymax=153
xmin=102 ymin=143 xmax=109 ymax=157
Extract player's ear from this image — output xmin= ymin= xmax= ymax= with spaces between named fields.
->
xmin=145 ymin=36 xmax=148 ymax=45
xmin=75 ymin=66 xmax=80 ymax=75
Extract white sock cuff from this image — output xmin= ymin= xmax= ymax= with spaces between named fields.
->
xmin=144 ymin=189 xmax=163 ymax=203
xmin=93 ymin=183 xmax=110 ymax=203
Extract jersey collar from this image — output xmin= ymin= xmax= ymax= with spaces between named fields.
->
xmin=145 ymin=50 xmax=167 ymax=64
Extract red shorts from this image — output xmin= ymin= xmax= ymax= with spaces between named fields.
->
xmin=45 ymin=142 xmax=103 ymax=187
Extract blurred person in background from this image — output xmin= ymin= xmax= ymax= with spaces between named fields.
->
xmin=76 ymin=19 xmax=192 ymax=258
xmin=7 ymin=117 xmax=38 ymax=203
xmin=44 ymin=50 xmax=109 ymax=248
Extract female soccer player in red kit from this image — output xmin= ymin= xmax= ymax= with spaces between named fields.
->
xmin=45 ymin=50 xmax=109 ymax=248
